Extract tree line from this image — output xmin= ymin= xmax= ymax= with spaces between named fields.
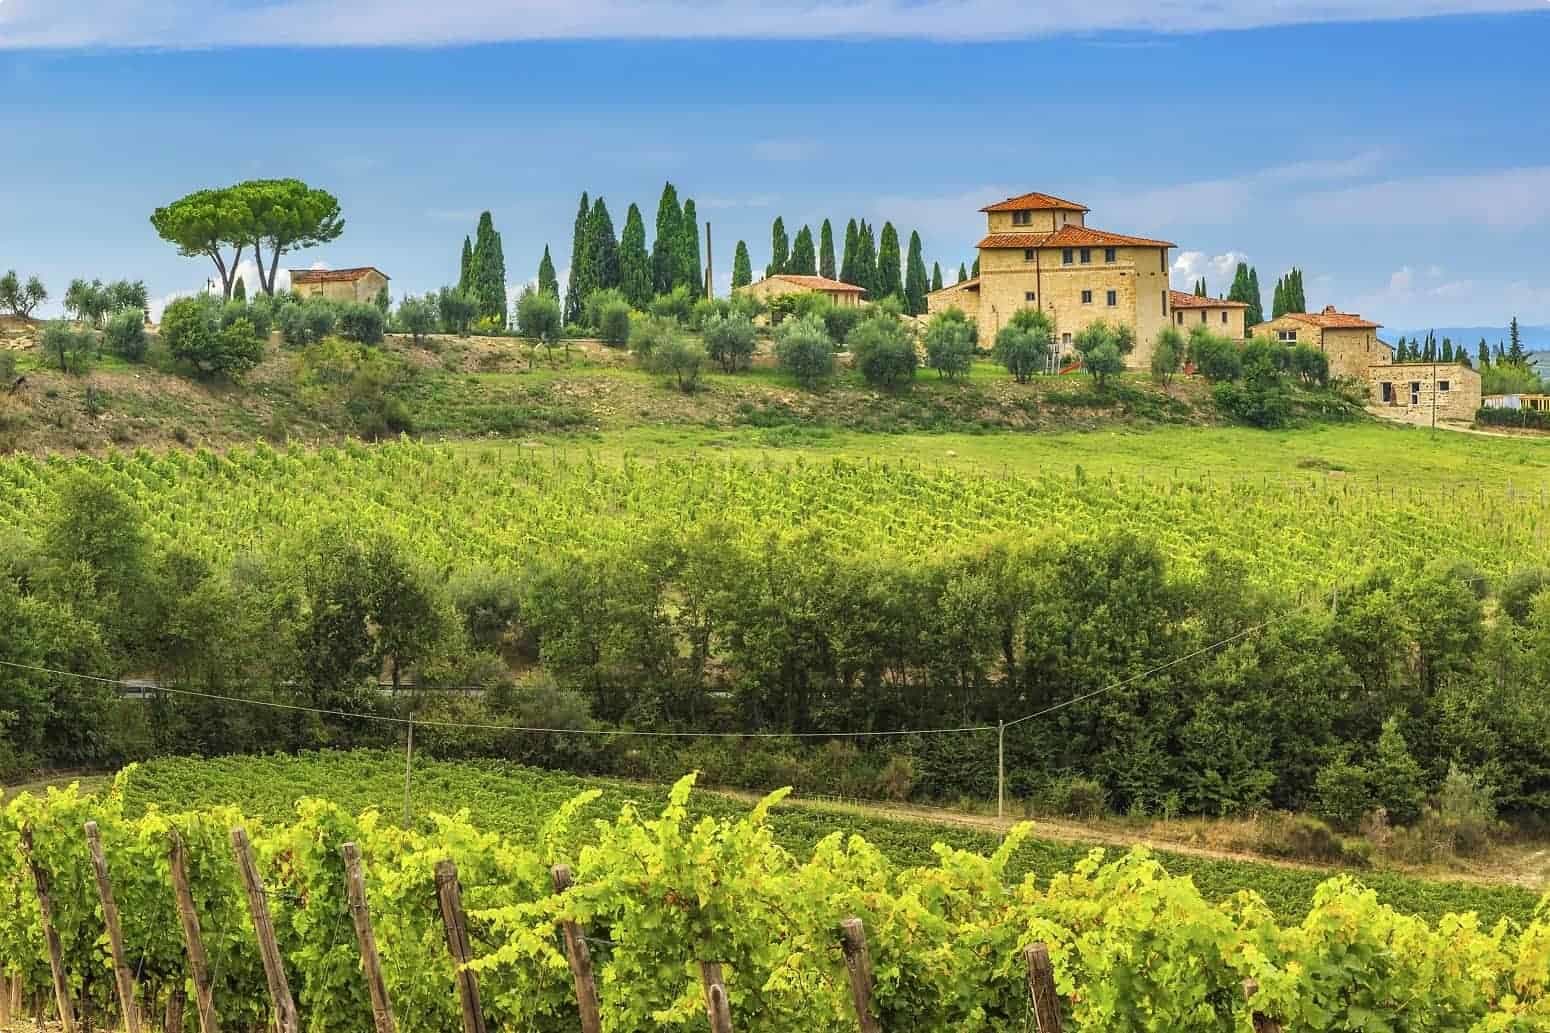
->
xmin=750 ymin=215 xmax=936 ymax=315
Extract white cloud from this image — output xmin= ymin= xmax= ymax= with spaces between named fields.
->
xmin=701 ymin=195 xmax=779 ymax=210
xmin=1171 ymin=250 xmax=1247 ymax=293
xmin=1294 ymin=166 xmax=1550 ymax=229
xmin=1350 ymin=264 xmax=1550 ymax=327
xmin=1 ymin=0 xmax=1539 ymax=48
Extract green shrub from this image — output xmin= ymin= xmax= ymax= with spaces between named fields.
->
xmin=277 ymin=303 xmax=309 ymax=347
xmin=395 ymin=295 xmax=438 ymax=344
xmin=437 ymin=287 xmax=476 ymax=336
xmin=582 ymin=288 xmax=629 ymax=332
xmin=648 ymin=285 xmax=693 ymax=325
xmin=516 ymin=288 xmax=564 ymax=346
xmin=1498 ymin=568 xmax=1549 ymax=623
xmin=774 ymin=315 xmax=835 ymax=389
xmin=337 ymin=302 xmax=386 ymax=345
xmin=301 ymin=298 xmax=338 ymax=344
xmin=923 ymin=308 xmax=976 ymax=379
xmin=1214 ymin=381 xmax=1293 ymax=428
xmin=627 ymin=315 xmax=679 ymax=362
xmin=1042 ymin=776 xmax=1107 ymax=819
xmin=1151 ymin=326 xmax=1183 ymax=385
xmin=1074 ymin=320 xmax=1132 ymax=388
xmin=41 ymin=321 xmax=95 ymax=374
xmin=1291 ymin=344 xmax=1330 ymax=386
xmin=1314 ymin=754 xmax=1371 ymax=830
xmin=103 ymin=308 xmax=148 ymax=361
xmin=1189 ymin=327 xmax=1243 ymax=381
xmin=847 ymin=312 xmax=917 ymax=390
xmin=702 ymin=312 xmax=757 ymax=373
xmin=993 ymin=310 xmax=1052 ymax=383
xmin=690 ymin=296 xmax=729 ymax=331
xmin=648 ymin=335 xmax=706 ymax=393
xmin=1433 ymin=763 xmax=1499 ymax=857
xmin=596 ymin=300 xmax=633 ymax=348
xmin=820 ymin=304 xmax=864 ymax=344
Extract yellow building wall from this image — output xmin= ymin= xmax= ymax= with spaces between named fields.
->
xmin=1370 ymin=363 xmax=1481 ymax=423
xmin=1170 ymin=304 xmax=1246 ymax=341
xmin=925 ymin=280 xmax=980 ymax=319
xmin=1249 ymin=317 xmax=1383 ymax=379
xmin=974 ymin=245 xmax=1170 ymax=368
xmin=295 ymin=270 xmax=389 ymax=304
xmin=984 ymin=208 xmax=1086 ymax=233
xmin=737 ymin=278 xmax=861 ymax=307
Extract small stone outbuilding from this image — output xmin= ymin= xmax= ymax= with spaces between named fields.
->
xmin=1251 ymin=305 xmax=1388 ymax=379
xmin=1168 ymin=290 xmax=1248 ymax=340
xmin=290 ymin=266 xmax=390 ymax=304
xmin=738 ymin=273 xmax=865 ymax=308
xmin=1370 ymin=362 xmax=1481 ymax=425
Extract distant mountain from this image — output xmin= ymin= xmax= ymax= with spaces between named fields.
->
xmin=1389 ymin=325 xmax=1550 ymax=351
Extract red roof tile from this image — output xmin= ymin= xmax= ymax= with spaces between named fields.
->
xmin=289 ymin=266 xmax=388 ymax=284
xmin=1280 ymin=305 xmax=1381 ymax=330
xmin=976 ymin=224 xmax=1176 ymax=250
xmin=980 ymin=191 xmax=1090 ymax=213
xmin=929 ymin=276 xmax=980 ymax=293
xmin=768 ymin=274 xmax=865 ymax=293
xmin=1168 ymin=290 xmax=1248 ymax=310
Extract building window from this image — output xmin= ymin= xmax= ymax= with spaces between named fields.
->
xmin=1221 ymin=311 xmax=1228 ymax=324
xmin=1061 ymin=332 xmax=1072 ymax=346
xmin=1160 ymin=251 xmax=1167 ymax=273
xmin=1104 ymin=248 xmax=1117 ymax=263
xmin=1012 ymin=211 xmax=1032 ymax=226
xmin=1161 ymin=290 xmax=1167 ymax=312
xmin=1176 ymin=311 xmax=1184 ymax=325
xmin=1062 ymin=248 xmax=1074 ymax=265
xmin=1200 ymin=311 xmax=1207 ymax=324
xmin=1081 ymin=289 xmax=1093 ymax=304
xmin=1381 ymin=382 xmax=1394 ymax=403
xmin=1277 ymin=329 xmax=1298 ymax=343
xmin=1024 ymin=291 xmax=1036 ymax=302
xmin=1410 ymin=381 xmax=1421 ymax=406
xmin=1024 ymin=248 xmax=1037 ymax=262
xmin=1079 ymin=248 xmax=1091 ymax=264
xmin=1106 ymin=290 xmax=1117 ymax=307
xmin=1439 ymin=380 xmax=1451 ymax=393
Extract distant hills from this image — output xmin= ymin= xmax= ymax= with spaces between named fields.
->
xmin=1389 ymin=325 xmax=1550 ymax=351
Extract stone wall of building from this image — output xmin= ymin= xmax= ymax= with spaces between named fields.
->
xmin=1170 ymin=304 xmax=1246 ymax=340
xmin=294 ymin=269 xmax=389 ymax=304
xmin=1369 ymin=362 xmax=1481 ymax=423
xmin=984 ymin=209 xmax=1085 ymax=233
xmin=925 ymin=280 xmax=980 ymax=319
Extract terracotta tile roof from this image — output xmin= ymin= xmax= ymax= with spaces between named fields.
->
xmin=1280 ymin=305 xmax=1381 ymax=330
xmin=929 ymin=276 xmax=980 ymax=293
xmin=289 ymin=266 xmax=388 ymax=284
xmin=1168 ymin=290 xmax=1248 ymax=310
xmin=975 ymin=224 xmax=1176 ymax=250
xmin=768 ymin=274 xmax=865 ymax=293
xmin=980 ymin=191 xmax=1090 ymax=213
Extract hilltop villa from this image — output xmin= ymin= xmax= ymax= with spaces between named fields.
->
xmin=1169 ymin=290 xmax=1249 ymax=340
xmin=738 ymin=273 xmax=866 ymax=308
xmin=1250 ymin=305 xmax=1391 ymax=380
xmin=925 ymin=191 xmax=1175 ymax=368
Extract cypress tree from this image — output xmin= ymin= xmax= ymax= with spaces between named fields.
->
xmin=1441 ymin=337 xmax=1454 ymax=362
xmin=681 ymin=199 xmax=703 ymax=298
xmin=957 ymin=262 xmax=968 ymax=284
xmin=732 ymin=241 xmax=753 ymax=289
xmin=1509 ymin=317 xmax=1524 ymax=364
xmin=971 ymin=256 xmax=980 ymax=278
xmin=855 ymin=221 xmax=879 ymax=296
xmin=1195 ymin=277 xmax=1207 ymax=297
xmin=470 ymin=212 xmax=507 ymax=323
xmin=563 ymin=192 xmax=590 ymax=324
xmin=1271 ymin=277 xmax=1286 ymax=319
xmin=1246 ymin=267 xmax=1263 ymax=325
xmin=1478 ymin=339 xmax=1491 ymax=368
xmin=537 ymin=245 xmax=559 ymax=298
xmin=767 ymin=217 xmax=790 ymax=278
xmin=788 ymin=225 xmax=817 ymax=276
xmin=1424 ymin=331 xmax=1437 ymax=362
xmin=819 ymin=220 xmax=836 ymax=280
xmin=876 ymin=222 xmax=902 ymax=301
xmin=931 ymin=262 xmax=943 ymax=293
xmin=619 ymin=203 xmax=651 ymax=308
xmin=904 ymin=229 xmax=928 ymax=315
xmin=586 ymin=198 xmax=621 ymax=294
xmin=1496 ymin=341 xmax=1507 ymax=363
xmin=651 ymin=182 xmax=682 ymax=295
xmin=459 ymin=236 xmax=473 ymax=292
xmin=840 ymin=219 xmax=859 ymax=285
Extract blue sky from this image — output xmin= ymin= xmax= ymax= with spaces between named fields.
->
xmin=2 ymin=3 xmax=1548 ymax=331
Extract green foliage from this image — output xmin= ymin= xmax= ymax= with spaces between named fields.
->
xmin=437 ymin=287 xmax=477 ymax=337
xmin=993 ymin=309 xmax=1052 ymax=383
xmin=647 ymin=334 xmax=707 ymax=393
xmin=930 ymin=261 xmax=943 ymax=293
xmin=618 ymin=204 xmax=651 ymax=308
xmin=584 ymin=198 xmax=620 ymax=302
xmin=516 ymin=287 xmax=564 ymax=345
xmin=651 ymin=182 xmax=682 ymax=296
xmin=564 ymin=192 xmax=591 ymax=325
xmin=395 ymin=294 xmax=438 ymax=344
xmin=680 ymin=198 xmax=703 ymax=299
xmin=537 ymin=245 xmax=560 ymax=301
xmin=788 ymin=224 xmax=816 ymax=276
xmin=818 ymin=220 xmax=836 ymax=281
xmin=103 ymin=308 xmax=148 ymax=361
xmin=922 ymin=307 xmax=976 ymax=380
xmin=0 ymin=269 xmax=48 ymax=317
xmin=766 ymin=216 xmax=789 ymax=278
xmin=627 ymin=315 xmax=679 ymax=362
xmin=41 ymin=320 xmax=95 ymax=374
xmin=847 ymin=311 xmax=917 ymax=390
xmin=1189 ymin=327 xmax=1244 ymax=381
xmin=702 ymin=311 xmax=758 ymax=373
xmin=904 ymin=229 xmax=928 ymax=316
xmin=1314 ymin=755 xmax=1371 ymax=829
xmin=647 ymin=285 xmax=693 ymax=325
xmin=582 ymin=288 xmax=629 ymax=332
xmin=469 ymin=211 xmax=508 ymax=323
xmin=1290 ymin=344 xmax=1329 ymax=386
xmin=875 ymin=221 xmax=903 ymax=303
xmin=297 ymin=338 xmax=413 ymax=439
xmin=731 ymin=241 xmax=753 ymax=289
xmin=1073 ymin=320 xmax=1131 ymax=388
xmin=1371 ymin=717 xmax=1427 ymax=825
xmin=775 ymin=315 xmax=835 ymax=388
xmin=1151 ymin=326 xmax=1183 ymax=385
xmin=337 ymin=301 xmax=386 ymax=345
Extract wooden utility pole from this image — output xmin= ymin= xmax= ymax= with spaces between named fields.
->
xmin=838 ymin=918 xmax=880 ymax=1033
xmin=699 ymin=961 xmax=733 ymax=1033
xmin=1024 ymin=943 xmax=1062 ymax=1033
xmin=230 ymin=828 xmax=299 ymax=1033
xmin=168 ymin=831 xmax=220 ymax=1033
xmin=434 ymin=860 xmax=487 ymax=1033
xmin=20 ymin=826 xmax=76 ymax=1033
xmin=84 ymin=821 xmax=141 ymax=1033
xmin=550 ymin=866 xmax=601 ymax=1033
xmin=341 ymin=843 xmax=396 ymax=1033
xmin=997 ymin=721 xmax=1006 ymax=821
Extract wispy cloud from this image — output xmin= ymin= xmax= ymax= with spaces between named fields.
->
xmin=1 ymin=0 xmax=1540 ymax=48
xmin=1170 ymin=250 xmax=1248 ymax=293
xmin=750 ymin=138 xmax=820 ymax=162
xmin=1350 ymin=263 xmax=1550 ymax=326
xmin=1293 ymin=165 xmax=1550 ymax=229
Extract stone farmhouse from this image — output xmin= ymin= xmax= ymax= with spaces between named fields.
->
xmin=1250 ymin=306 xmax=1391 ymax=380
xmin=739 ymin=273 xmax=866 ymax=308
xmin=1168 ymin=290 xmax=1248 ymax=340
xmin=289 ymin=266 xmax=390 ymax=304
xmin=925 ymin=191 xmax=1175 ymax=368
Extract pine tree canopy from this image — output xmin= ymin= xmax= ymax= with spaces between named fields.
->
xmin=957 ymin=262 xmax=968 ymax=284
xmin=931 ymin=261 xmax=943 ymax=293
xmin=459 ymin=236 xmax=474 ymax=293
xmin=840 ymin=218 xmax=859 ymax=286
xmin=586 ymin=197 xmax=621 ymax=295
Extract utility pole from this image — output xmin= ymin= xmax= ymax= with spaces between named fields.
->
xmin=704 ymin=221 xmax=713 ymax=300
xmin=997 ymin=720 xmax=1006 ymax=821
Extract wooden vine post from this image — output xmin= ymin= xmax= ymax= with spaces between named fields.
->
xmin=1023 ymin=943 xmax=1062 ymax=1033
xmin=84 ymin=821 xmax=142 ymax=1033
xmin=164 ymin=991 xmax=186 ymax=1033
xmin=0 ymin=972 xmax=11 ymax=1027
xmin=699 ymin=961 xmax=734 ymax=1033
xmin=549 ymin=865 xmax=601 ymax=1033
xmin=20 ymin=825 xmax=77 ymax=1033
xmin=230 ymin=827 xmax=299 ymax=1033
xmin=340 ymin=843 xmax=396 ymax=1033
xmin=434 ymin=860 xmax=487 ymax=1033
xmin=838 ymin=918 xmax=881 ymax=1033
xmin=1242 ymin=979 xmax=1283 ymax=1033
xmin=168 ymin=831 xmax=220 ymax=1033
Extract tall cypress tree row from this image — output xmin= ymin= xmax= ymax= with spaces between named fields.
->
xmin=876 ymin=222 xmax=903 ymax=302
xmin=563 ymin=192 xmax=590 ymax=325
xmin=971 ymin=255 xmax=980 ymax=278
xmin=957 ymin=262 xmax=968 ymax=284
xmin=537 ymin=245 xmax=559 ymax=298
xmin=1441 ymin=337 xmax=1454 ymax=362
xmin=766 ymin=217 xmax=790 ymax=278
xmin=788 ymin=225 xmax=816 ymax=275
xmin=1194 ymin=278 xmax=1208 ymax=297
xmin=931 ymin=262 xmax=943 ymax=292
xmin=855 ymin=221 xmax=878 ymax=296
xmin=619 ymin=203 xmax=651 ymax=308
xmin=681 ymin=198 xmax=703 ymax=298
xmin=652 ymin=182 xmax=683 ymax=295
xmin=1271 ymin=277 xmax=1287 ymax=319
xmin=840 ymin=219 xmax=859 ymax=286
xmin=819 ymin=220 xmax=836 ymax=280
xmin=1477 ymin=339 xmax=1491 ymax=368
xmin=904 ymin=229 xmax=928 ymax=315
xmin=459 ymin=236 xmax=474 ymax=293
xmin=732 ymin=241 xmax=753 ymax=289
xmin=1246 ymin=267 xmax=1263 ymax=325
xmin=586 ymin=198 xmax=621 ymax=293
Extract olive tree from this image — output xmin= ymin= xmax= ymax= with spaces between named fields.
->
xmin=702 ymin=311 xmax=757 ymax=373
xmin=1151 ymin=326 xmax=1184 ymax=386
xmin=1074 ymin=320 xmax=1132 ymax=389
xmin=0 ymin=271 xmax=48 ymax=318
xmin=774 ymin=314 xmax=836 ymax=388
xmin=992 ymin=309 xmax=1052 ymax=383
xmin=923 ymin=307 xmax=976 ymax=380
xmin=847 ymin=310 xmax=917 ymax=390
